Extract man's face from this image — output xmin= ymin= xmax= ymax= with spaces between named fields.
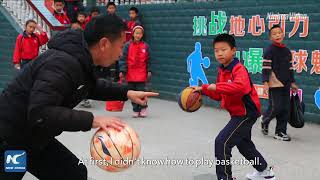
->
xmin=26 ymin=22 xmax=36 ymax=34
xmin=91 ymin=12 xmax=99 ymax=18
xmin=107 ymin=5 xmax=116 ymax=14
xmin=214 ymin=42 xmax=236 ymax=66
xmin=100 ymin=32 xmax=126 ymax=67
xmin=129 ymin=10 xmax=137 ymax=20
xmin=270 ymin=27 xmax=284 ymax=44
xmin=54 ymin=2 xmax=64 ymax=12
xmin=77 ymin=15 xmax=86 ymax=23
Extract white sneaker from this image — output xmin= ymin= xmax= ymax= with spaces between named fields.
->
xmin=246 ymin=167 xmax=276 ymax=180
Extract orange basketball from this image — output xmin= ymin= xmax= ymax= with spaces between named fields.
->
xmin=90 ymin=124 xmax=141 ymax=172
xmin=178 ymin=87 xmax=202 ymax=112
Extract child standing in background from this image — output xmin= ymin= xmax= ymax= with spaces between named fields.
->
xmin=76 ymin=11 xmax=87 ymax=30
xmin=120 ymin=26 xmax=152 ymax=118
xmin=126 ymin=7 xmax=142 ymax=42
xmin=13 ymin=20 xmax=49 ymax=69
xmin=53 ymin=0 xmax=70 ymax=25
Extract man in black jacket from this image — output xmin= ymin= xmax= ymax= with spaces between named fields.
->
xmin=0 ymin=15 xmax=158 ymax=180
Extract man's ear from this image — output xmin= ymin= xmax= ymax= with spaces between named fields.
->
xmin=98 ymin=37 xmax=111 ymax=51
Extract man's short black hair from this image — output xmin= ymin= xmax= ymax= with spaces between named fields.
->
xmin=77 ymin=11 xmax=87 ymax=17
xmin=213 ymin=33 xmax=236 ymax=48
xmin=54 ymin=0 xmax=64 ymax=4
xmin=84 ymin=14 xmax=127 ymax=47
xmin=269 ymin=24 xmax=282 ymax=35
xmin=129 ymin=7 xmax=139 ymax=14
xmin=106 ymin=2 xmax=116 ymax=8
xmin=90 ymin=7 xmax=100 ymax=14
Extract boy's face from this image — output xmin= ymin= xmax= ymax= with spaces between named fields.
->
xmin=91 ymin=12 xmax=99 ymax=18
xmin=54 ymin=2 xmax=64 ymax=12
xmin=71 ymin=23 xmax=81 ymax=30
xmin=214 ymin=42 xmax=236 ymax=66
xmin=129 ymin=10 xmax=137 ymax=20
xmin=26 ymin=22 xmax=36 ymax=34
xmin=133 ymin=28 xmax=143 ymax=42
xmin=107 ymin=5 xmax=116 ymax=14
xmin=77 ymin=15 xmax=86 ymax=23
xmin=270 ymin=27 xmax=284 ymax=44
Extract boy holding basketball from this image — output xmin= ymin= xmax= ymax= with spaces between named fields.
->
xmin=193 ymin=34 xmax=275 ymax=180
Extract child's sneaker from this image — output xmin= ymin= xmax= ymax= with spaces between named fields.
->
xmin=132 ymin=112 xmax=140 ymax=118
xmin=274 ymin=132 xmax=291 ymax=141
xmin=139 ymin=108 xmax=148 ymax=118
xmin=261 ymin=122 xmax=269 ymax=135
xmin=246 ymin=166 xmax=276 ymax=180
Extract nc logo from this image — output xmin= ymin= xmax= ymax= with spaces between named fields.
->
xmin=4 ymin=150 xmax=27 ymax=172
xmin=315 ymin=88 xmax=320 ymax=110
xmin=187 ymin=42 xmax=210 ymax=86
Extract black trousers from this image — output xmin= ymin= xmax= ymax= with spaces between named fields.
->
xmin=0 ymin=138 xmax=87 ymax=180
xmin=215 ymin=116 xmax=268 ymax=180
xmin=262 ymin=87 xmax=291 ymax=134
xmin=127 ymin=82 xmax=147 ymax=112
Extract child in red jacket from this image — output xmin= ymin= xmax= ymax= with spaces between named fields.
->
xmin=53 ymin=0 xmax=70 ymax=25
xmin=193 ymin=34 xmax=276 ymax=180
xmin=76 ymin=11 xmax=87 ymax=30
xmin=13 ymin=19 xmax=49 ymax=69
xmin=126 ymin=7 xmax=141 ymax=42
xmin=120 ymin=26 xmax=152 ymax=118
xmin=85 ymin=6 xmax=100 ymax=27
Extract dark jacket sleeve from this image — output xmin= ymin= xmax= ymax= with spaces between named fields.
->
xmin=120 ymin=42 xmax=130 ymax=73
xmin=28 ymin=59 xmax=93 ymax=137
xmin=262 ymin=47 xmax=272 ymax=83
xmin=289 ymin=50 xmax=295 ymax=83
xmin=89 ymin=78 xmax=129 ymax=101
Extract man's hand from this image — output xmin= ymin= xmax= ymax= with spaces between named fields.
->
xmin=14 ymin=64 xmax=21 ymax=70
xmin=291 ymin=83 xmax=299 ymax=93
xmin=127 ymin=90 xmax=159 ymax=106
xmin=263 ymin=82 xmax=269 ymax=95
xmin=92 ymin=116 xmax=126 ymax=132
xmin=207 ymin=83 xmax=216 ymax=91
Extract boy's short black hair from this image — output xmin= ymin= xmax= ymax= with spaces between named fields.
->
xmin=90 ymin=7 xmax=100 ymax=14
xmin=129 ymin=7 xmax=139 ymax=14
xmin=54 ymin=0 xmax=64 ymax=4
xmin=269 ymin=24 xmax=282 ymax=35
xmin=213 ymin=33 xmax=236 ymax=48
xmin=84 ymin=14 xmax=127 ymax=47
xmin=106 ymin=2 xmax=116 ymax=8
xmin=25 ymin=19 xmax=37 ymax=27
xmin=77 ymin=11 xmax=87 ymax=17
xmin=71 ymin=20 xmax=81 ymax=25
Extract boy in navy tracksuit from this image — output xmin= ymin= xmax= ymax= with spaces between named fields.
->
xmin=261 ymin=25 xmax=298 ymax=141
xmin=194 ymin=34 xmax=275 ymax=180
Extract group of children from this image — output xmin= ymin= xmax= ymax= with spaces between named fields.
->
xmin=12 ymin=1 xmax=298 ymax=178
xmin=13 ymin=1 xmax=151 ymax=118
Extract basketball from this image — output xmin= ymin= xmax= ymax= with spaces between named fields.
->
xmin=90 ymin=124 xmax=141 ymax=172
xmin=178 ymin=87 xmax=202 ymax=112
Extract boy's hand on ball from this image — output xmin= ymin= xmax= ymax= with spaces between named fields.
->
xmin=127 ymin=90 xmax=159 ymax=106
xmin=192 ymin=86 xmax=202 ymax=92
xmin=92 ymin=116 xmax=125 ymax=132
xmin=207 ymin=84 xmax=216 ymax=91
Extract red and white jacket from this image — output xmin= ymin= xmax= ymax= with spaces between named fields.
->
xmin=13 ymin=31 xmax=49 ymax=64
xmin=120 ymin=40 xmax=152 ymax=82
xmin=202 ymin=59 xmax=261 ymax=118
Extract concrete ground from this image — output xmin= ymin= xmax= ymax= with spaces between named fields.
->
xmin=22 ymin=98 xmax=320 ymax=180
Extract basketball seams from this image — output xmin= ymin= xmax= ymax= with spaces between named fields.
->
xmin=104 ymin=131 xmax=126 ymax=163
xmin=123 ymin=128 xmax=135 ymax=162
